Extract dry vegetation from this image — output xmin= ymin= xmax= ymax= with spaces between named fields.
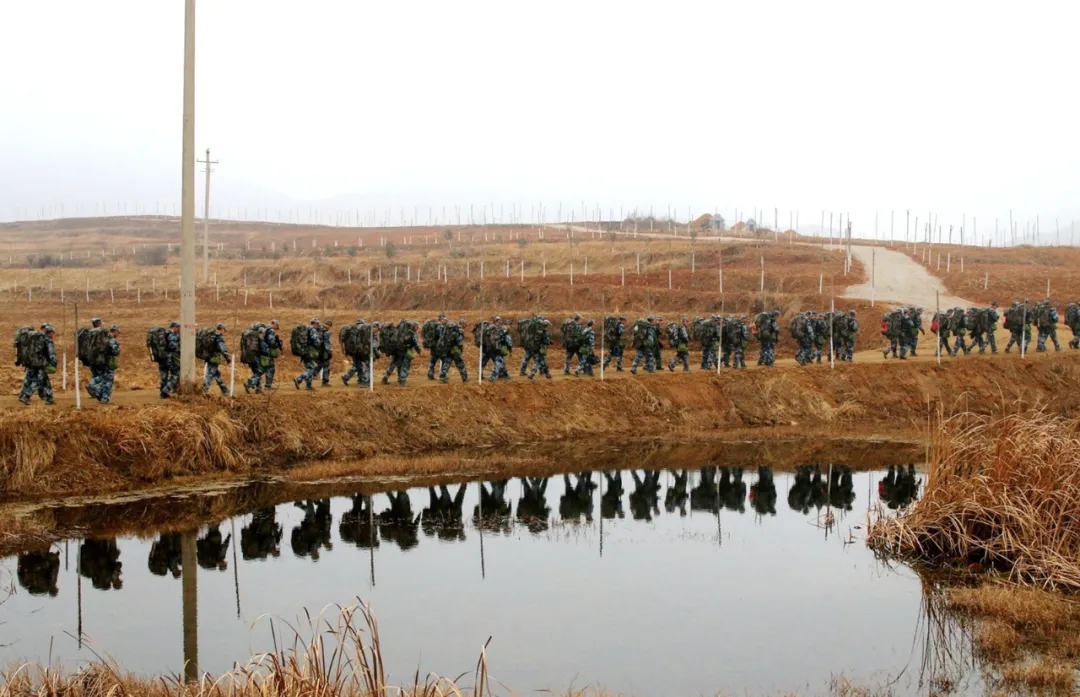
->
xmin=869 ymin=409 xmax=1080 ymax=589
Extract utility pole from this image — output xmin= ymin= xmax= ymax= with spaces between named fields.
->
xmin=197 ymin=148 xmax=218 ymax=284
xmin=179 ymin=0 xmax=197 ymax=385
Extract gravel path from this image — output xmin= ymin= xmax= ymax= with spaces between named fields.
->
xmin=843 ymin=245 xmax=974 ymax=309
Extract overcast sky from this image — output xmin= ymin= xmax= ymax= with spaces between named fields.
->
xmin=2 ymin=1 xmax=1078 ymax=239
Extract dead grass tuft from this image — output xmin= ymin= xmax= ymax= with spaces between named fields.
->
xmin=998 ymin=659 xmax=1076 ymax=694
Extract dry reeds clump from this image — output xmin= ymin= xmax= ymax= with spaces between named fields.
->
xmin=869 ymin=411 xmax=1080 ymax=589
xmin=0 ymin=602 xmax=493 ymax=697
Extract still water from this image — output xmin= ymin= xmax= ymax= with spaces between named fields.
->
xmin=3 ymin=466 xmax=928 ymax=696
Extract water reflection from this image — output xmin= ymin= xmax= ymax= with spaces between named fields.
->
xmin=4 ymin=466 xmax=933 ymax=696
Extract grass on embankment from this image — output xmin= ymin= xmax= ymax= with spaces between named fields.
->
xmin=1 ymin=355 xmax=1079 ymax=505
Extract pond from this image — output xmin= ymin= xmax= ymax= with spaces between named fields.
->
xmin=2 ymin=464 xmax=935 ymax=696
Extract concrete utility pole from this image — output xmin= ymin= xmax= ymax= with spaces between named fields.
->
xmin=197 ymin=148 xmax=218 ymax=284
xmin=179 ymin=0 xmax=197 ymax=384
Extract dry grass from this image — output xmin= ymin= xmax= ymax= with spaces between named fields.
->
xmin=869 ymin=410 xmax=1080 ymax=589
xmin=999 ymin=660 xmax=1076 ymax=694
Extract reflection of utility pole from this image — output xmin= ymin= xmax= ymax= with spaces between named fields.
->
xmin=196 ymin=149 xmax=218 ymax=284
xmin=478 ymin=482 xmax=486 ymax=579
xmin=181 ymin=530 xmax=199 ymax=683
xmin=368 ymin=495 xmax=376 ymax=587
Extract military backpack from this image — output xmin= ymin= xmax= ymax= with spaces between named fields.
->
xmin=77 ymin=327 xmax=112 ymax=368
xmin=14 ymin=327 xmax=49 ymax=369
xmin=421 ymin=319 xmax=440 ymax=349
xmin=603 ymin=316 xmax=621 ymax=346
xmin=435 ymin=321 xmax=463 ymax=357
xmin=1003 ymin=303 xmax=1026 ymax=330
xmin=290 ymin=325 xmax=313 ymax=358
xmin=791 ymin=314 xmax=809 ymax=341
xmin=146 ymin=326 xmax=170 ymax=363
xmin=240 ymin=327 xmax=262 ymax=364
xmin=195 ymin=328 xmax=219 ymax=362
xmin=560 ymin=318 xmax=583 ymax=352
xmin=1066 ymin=303 xmax=1080 ymax=328
xmin=1034 ymin=302 xmax=1054 ymax=328
xmin=631 ymin=318 xmax=653 ymax=350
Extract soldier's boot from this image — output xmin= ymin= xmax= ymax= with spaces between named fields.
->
xmin=341 ymin=375 xmax=349 ymax=386
xmin=44 ymin=398 xmax=55 ymax=405
xmin=427 ymin=372 xmax=435 ymax=381
xmin=461 ymin=371 xmax=469 ymax=383
xmin=440 ymin=376 xmax=449 ymax=384
xmin=243 ymin=382 xmax=251 ymax=394
xmin=293 ymin=377 xmax=301 ymax=389
xmin=667 ymin=361 xmax=675 ymax=372
xmin=1070 ymin=338 xmax=1079 ymax=349
xmin=381 ymin=376 xmax=389 ymax=385
xmin=255 ymin=386 xmax=263 ymax=395
xmin=18 ymin=397 xmax=29 ymax=406
xmin=160 ymin=390 xmax=170 ymax=399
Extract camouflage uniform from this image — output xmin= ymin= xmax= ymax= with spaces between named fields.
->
xmin=563 ymin=314 xmax=583 ymax=375
xmin=88 ymin=330 xmax=121 ymax=403
xmin=758 ymin=312 xmax=780 ymax=367
xmin=522 ymin=319 xmax=553 ymax=380
xmin=935 ymin=316 xmax=953 ymax=357
xmin=384 ymin=323 xmax=421 ymax=386
xmin=1004 ymin=305 xmax=1033 ymax=353
xmin=490 ymin=325 xmax=514 ymax=381
xmin=667 ymin=321 xmax=691 ymax=372
xmin=263 ymin=323 xmax=283 ymax=388
xmin=1036 ymin=305 xmax=1062 ymax=352
xmin=158 ymin=326 xmax=181 ymax=397
xmin=244 ymin=331 xmax=270 ymax=393
xmin=702 ymin=316 xmax=721 ymax=370
xmin=983 ymin=305 xmax=1000 ymax=354
xmin=426 ymin=319 xmax=445 ymax=380
xmin=294 ymin=322 xmax=321 ymax=390
xmin=498 ymin=323 xmax=513 ymax=379
xmin=630 ymin=321 xmax=659 ymax=374
xmin=439 ymin=320 xmax=469 ymax=383
xmin=316 ymin=323 xmax=333 ymax=385
xmin=574 ymin=323 xmax=597 ymax=376
xmin=202 ymin=329 xmax=230 ymax=395
xmin=602 ymin=318 xmax=626 ymax=372
xmin=811 ymin=316 xmax=828 ymax=363
xmin=951 ymin=309 xmax=971 ymax=356
xmin=907 ymin=308 xmax=924 ymax=357
xmin=794 ymin=313 xmax=816 ymax=365
xmin=731 ymin=318 xmax=750 ymax=369
xmin=19 ymin=331 xmax=56 ymax=405
xmin=342 ymin=321 xmax=372 ymax=387
xmin=844 ymin=313 xmax=858 ymax=361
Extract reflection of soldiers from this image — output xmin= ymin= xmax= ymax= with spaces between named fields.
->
xmin=472 ymin=480 xmax=513 ymax=534
xmin=718 ymin=467 xmax=747 ymax=513
xmin=690 ymin=467 xmax=720 ymax=514
xmin=559 ymin=473 xmax=596 ymax=523
xmin=787 ymin=465 xmax=819 ymax=514
xmin=291 ymin=500 xmax=334 ymax=561
xmin=379 ymin=491 xmax=421 ymax=551
xmin=600 ymin=471 xmax=625 ymax=520
xmin=339 ymin=496 xmax=379 ymax=549
xmin=879 ymin=464 xmax=921 ymax=509
xmin=241 ymin=507 xmax=283 ymax=561
xmin=79 ymin=538 xmax=123 ymax=591
xmin=17 ymin=550 xmax=60 ymax=596
xmin=196 ymin=525 xmax=232 ymax=571
xmin=749 ymin=466 xmax=777 ymax=516
xmin=422 ymin=484 xmax=468 ymax=542
xmin=148 ymin=532 xmax=183 ymax=577
xmin=629 ymin=470 xmax=661 ymax=521
xmin=516 ymin=477 xmax=551 ymax=533
xmin=664 ymin=470 xmax=689 ymax=516
xmin=829 ymin=465 xmax=856 ymax=511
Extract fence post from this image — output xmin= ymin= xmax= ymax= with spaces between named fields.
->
xmin=570 ymin=264 xmax=574 ymax=286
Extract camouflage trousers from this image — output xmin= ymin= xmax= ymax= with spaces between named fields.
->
xmin=884 ymin=336 xmax=907 ymax=359
xmin=202 ymin=363 xmax=228 ymax=394
xmin=563 ymin=350 xmax=580 ymax=375
xmin=953 ymin=331 xmax=971 ymax=356
xmin=843 ymin=338 xmax=856 ymax=361
xmin=795 ymin=340 xmax=815 ymax=365
xmin=1037 ymin=327 xmax=1061 ymax=352
xmin=630 ymin=348 xmax=656 ymax=373
xmin=245 ymin=362 xmax=266 ymax=391
xmin=264 ymin=359 xmax=278 ymax=388
xmin=296 ymin=359 xmax=317 ymax=389
xmin=667 ymin=350 xmax=690 ymax=372
xmin=908 ymin=333 xmax=921 ymax=356
xmin=1071 ymin=325 xmax=1080 ymax=349
xmin=936 ymin=333 xmax=951 ymax=357
xmin=1004 ymin=328 xmax=1032 ymax=353
xmin=316 ymin=359 xmax=332 ymax=385
xmin=427 ymin=353 xmax=440 ymax=379
xmin=488 ymin=355 xmax=511 ymax=381
xmin=342 ymin=356 xmax=370 ymax=386
xmin=574 ymin=352 xmax=596 ymax=376
xmin=758 ymin=341 xmax=776 ymax=367
xmin=813 ymin=340 xmax=827 ymax=364
xmin=19 ymin=368 xmax=54 ymax=403
xmin=88 ymin=369 xmax=116 ymax=403
xmin=521 ymin=350 xmax=551 ymax=379
xmin=383 ymin=356 xmax=413 ymax=385
xmin=439 ymin=354 xmax=468 ymax=382
xmin=602 ymin=344 xmax=624 ymax=371
xmin=701 ymin=344 xmax=719 ymax=370
xmin=158 ymin=358 xmax=179 ymax=396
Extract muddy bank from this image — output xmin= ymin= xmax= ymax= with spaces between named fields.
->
xmin=0 ymin=355 xmax=1077 ymax=504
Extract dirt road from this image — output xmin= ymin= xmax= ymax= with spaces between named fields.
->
xmin=843 ymin=245 xmax=973 ymax=309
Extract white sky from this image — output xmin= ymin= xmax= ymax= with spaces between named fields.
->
xmin=2 ymin=0 xmax=1078 ymax=239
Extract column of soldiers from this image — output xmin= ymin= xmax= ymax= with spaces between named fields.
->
xmin=14 ymin=300 xmax=1080 ymax=404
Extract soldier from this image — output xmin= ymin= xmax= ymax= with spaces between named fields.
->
xmin=932 ymin=310 xmax=953 ymax=357
xmin=498 ymin=318 xmax=514 ymax=379
xmin=951 ymin=307 xmax=971 ymax=356
xmin=630 ymin=315 xmax=658 ymax=374
xmin=18 ymin=324 xmax=57 ymax=405
xmin=243 ymin=325 xmax=270 ymax=394
xmin=702 ymin=315 xmax=722 ymax=370
xmin=1036 ymin=300 xmax=1062 ymax=352
xmin=793 ymin=311 xmax=816 ymax=365
xmin=907 ymin=307 xmax=925 ymax=357
xmin=667 ymin=317 xmax=691 ymax=372
xmin=731 ymin=315 xmax=750 ymax=369
xmin=202 ymin=323 xmax=231 ymax=395
xmin=88 ymin=324 xmax=121 ymax=404
xmin=811 ymin=311 xmax=829 ymax=363
xmin=426 ymin=314 xmax=447 ymax=380
xmin=653 ymin=315 xmax=665 ymax=367
xmin=315 ymin=319 xmax=333 ymax=386
xmin=574 ymin=319 xmax=597 ymax=376
xmin=603 ymin=315 xmax=627 ymax=372
xmin=984 ymin=301 xmax=1001 ymax=354
xmin=844 ymin=310 xmax=859 ymax=361
xmin=294 ymin=318 xmax=321 ymax=390
xmin=158 ymin=321 xmax=181 ymax=398
xmin=524 ymin=317 xmax=554 ymax=380
xmin=264 ymin=319 xmax=284 ymax=389
xmin=563 ymin=313 xmax=583 ymax=375
xmin=383 ymin=320 xmax=422 ymax=386
xmin=899 ymin=308 xmax=916 ymax=359
xmin=758 ymin=311 xmax=780 ymax=367
xmin=439 ymin=318 xmax=469 ymax=383
xmin=342 ymin=318 xmax=371 ymax=386
xmin=489 ymin=319 xmax=513 ymax=381
xmin=86 ymin=317 xmax=108 ymax=389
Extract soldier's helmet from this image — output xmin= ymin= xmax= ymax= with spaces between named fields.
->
xmin=356 ymin=318 xmax=365 ymax=325
xmin=849 ymin=310 xmax=857 ymax=317
xmin=257 ymin=326 xmax=266 ymax=334
xmin=91 ymin=318 xmax=102 ymax=327
xmin=771 ymin=310 xmax=780 ymax=317
xmin=536 ymin=314 xmax=545 ymax=321
xmin=493 ymin=316 xmax=502 ymax=323
xmin=459 ymin=318 xmax=467 ymax=325
xmin=646 ymin=315 xmax=654 ymax=321
xmin=574 ymin=313 xmax=582 ymax=320
xmin=438 ymin=313 xmax=447 ymax=320
xmin=619 ymin=315 xmax=627 ymax=320
xmin=216 ymin=322 xmax=226 ymax=330
xmin=586 ymin=319 xmax=594 ymax=327
xmin=169 ymin=321 xmax=180 ymax=329
xmin=373 ymin=321 xmax=381 ymax=328
xmin=682 ymin=316 xmax=689 ymax=322
xmin=270 ymin=319 xmax=280 ymax=327
xmin=311 ymin=318 xmax=320 ymax=325
xmin=43 ymin=324 xmax=56 ymax=333
xmin=110 ymin=324 xmax=121 ymax=333
xmin=992 ymin=300 xmax=999 ymax=307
